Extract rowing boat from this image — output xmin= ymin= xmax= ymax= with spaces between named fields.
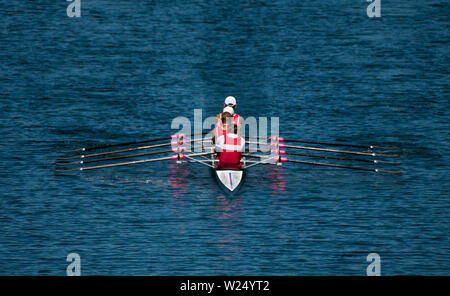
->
xmin=55 ymin=132 xmax=402 ymax=193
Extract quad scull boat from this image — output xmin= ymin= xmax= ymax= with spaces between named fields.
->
xmin=55 ymin=132 xmax=401 ymax=194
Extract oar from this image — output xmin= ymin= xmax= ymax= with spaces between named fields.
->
xmin=285 ymin=159 xmax=402 ymax=174
xmin=57 ymin=142 xmax=172 ymax=161
xmin=282 ymin=139 xmax=391 ymax=150
xmin=247 ymin=141 xmax=394 ymax=157
xmin=282 ymin=144 xmax=397 ymax=157
xmin=57 ymin=138 xmax=211 ymax=161
xmin=56 ymin=152 xmax=215 ymax=173
xmin=245 ymin=136 xmax=395 ymax=150
xmin=59 ymin=131 xmax=209 ymax=153
xmin=55 ymin=149 xmax=173 ymax=166
xmin=285 ymin=151 xmax=401 ymax=165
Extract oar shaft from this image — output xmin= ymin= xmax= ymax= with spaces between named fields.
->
xmin=57 ymin=138 xmax=211 ymax=161
xmin=286 ymin=152 xmax=400 ymax=165
xmin=286 ymin=159 xmax=375 ymax=172
xmin=285 ymin=151 xmax=375 ymax=163
xmin=286 ymin=159 xmax=401 ymax=174
xmin=283 ymin=139 xmax=371 ymax=149
xmin=60 ymin=131 xmax=209 ymax=153
xmin=57 ymin=142 xmax=172 ymax=160
xmin=56 ymin=152 xmax=215 ymax=172
xmin=245 ymin=136 xmax=370 ymax=149
xmin=243 ymin=154 xmax=401 ymax=173
xmin=56 ymin=149 xmax=173 ymax=166
xmin=247 ymin=141 xmax=377 ymax=156
xmin=283 ymin=144 xmax=377 ymax=157
xmin=245 ymin=136 xmax=396 ymax=150
xmin=69 ymin=156 xmax=174 ymax=172
xmin=76 ymin=136 xmax=170 ymax=153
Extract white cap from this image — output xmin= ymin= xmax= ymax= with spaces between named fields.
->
xmin=223 ymin=106 xmax=234 ymax=115
xmin=224 ymin=96 xmax=237 ymax=106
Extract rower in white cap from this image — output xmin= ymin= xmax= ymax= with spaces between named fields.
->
xmin=212 ymin=96 xmax=245 ymax=169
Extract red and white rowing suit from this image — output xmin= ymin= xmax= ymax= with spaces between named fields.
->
xmin=215 ymin=114 xmax=244 ymax=169
xmin=216 ymin=113 xmax=240 ymax=138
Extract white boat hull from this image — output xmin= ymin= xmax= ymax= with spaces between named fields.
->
xmin=214 ymin=169 xmax=244 ymax=193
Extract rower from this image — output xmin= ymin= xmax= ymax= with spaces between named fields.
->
xmin=215 ymin=111 xmax=245 ymax=169
xmin=214 ymin=96 xmax=243 ymax=140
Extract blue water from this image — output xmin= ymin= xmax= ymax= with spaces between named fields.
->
xmin=0 ymin=0 xmax=449 ymax=275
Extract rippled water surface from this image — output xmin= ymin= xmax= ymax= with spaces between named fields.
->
xmin=0 ymin=1 xmax=449 ymax=275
